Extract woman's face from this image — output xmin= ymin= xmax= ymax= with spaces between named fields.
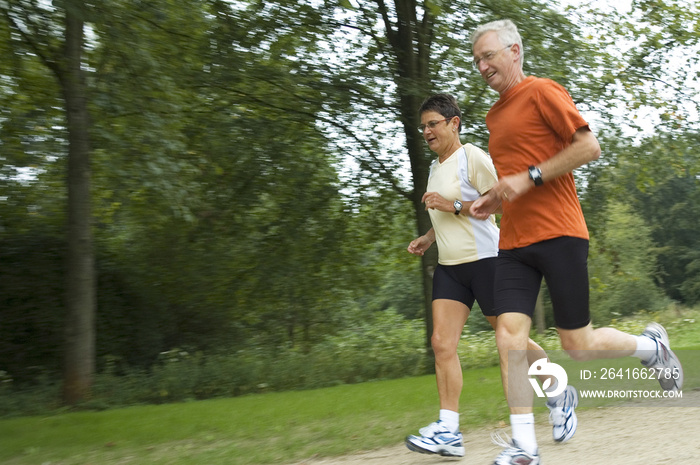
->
xmin=420 ymin=110 xmax=457 ymax=156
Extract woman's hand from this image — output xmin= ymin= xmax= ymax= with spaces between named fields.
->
xmin=422 ymin=191 xmax=451 ymax=212
xmin=407 ymin=229 xmax=435 ymax=256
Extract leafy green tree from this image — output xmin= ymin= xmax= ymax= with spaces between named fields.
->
xmin=588 ymin=201 xmax=667 ymax=322
xmin=3 ymin=0 xmax=96 ymax=404
xmin=639 ymin=171 xmax=700 ymax=304
xmin=84 ymin=1 xmax=353 ymax=353
xmin=584 ymin=129 xmax=700 ymax=306
xmin=2 ymin=0 xmax=400 ymax=381
xmin=241 ymin=0 xmax=609 ymax=351
xmin=3 ymin=0 xmax=700 ymax=396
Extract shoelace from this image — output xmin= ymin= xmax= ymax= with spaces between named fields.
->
xmin=548 ymin=407 xmax=567 ymax=425
xmin=491 ymin=431 xmax=537 ymax=459
xmin=491 ymin=431 xmax=513 ymax=449
xmin=547 ymin=389 xmax=570 ymax=424
xmin=647 ymin=339 xmax=667 ymax=367
xmin=419 ymin=420 xmax=443 ymax=436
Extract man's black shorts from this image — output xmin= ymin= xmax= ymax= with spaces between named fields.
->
xmin=494 ymin=236 xmax=591 ymax=330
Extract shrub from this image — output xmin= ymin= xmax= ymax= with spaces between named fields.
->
xmin=3 ymin=306 xmax=695 ymax=418
xmin=457 ymin=331 xmax=499 ymax=369
xmin=88 ymin=309 xmax=425 ymax=408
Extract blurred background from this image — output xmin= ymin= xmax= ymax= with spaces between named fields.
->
xmin=1 ymin=0 xmax=698 ymax=412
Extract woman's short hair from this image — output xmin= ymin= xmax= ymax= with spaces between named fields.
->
xmin=418 ymin=94 xmax=462 ymax=132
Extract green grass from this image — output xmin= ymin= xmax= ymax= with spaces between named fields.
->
xmin=0 ymin=367 xmax=508 ymax=465
xmin=1 ymin=309 xmax=698 ymax=465
xmin=4 ymin=359 xmax=695 ymax=465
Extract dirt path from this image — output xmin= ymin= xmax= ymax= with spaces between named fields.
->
xmin=295 ymin=391 xmax=700 ymax=464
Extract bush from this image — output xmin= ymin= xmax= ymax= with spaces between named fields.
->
xmin=4 ymin=306 xmax=696 ymax=418
xmin=0 ymin=370 xmax=63 ymax=417
xmin=457 ymin=331 xmax=499 ymax=369
xmin=588 ymin=201 xmax=669 ymax=323
xmin=0 ymin=309 xmax=426 ymax=415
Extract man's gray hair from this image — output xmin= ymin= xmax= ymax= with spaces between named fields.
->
xmin=470 ymin=19 xmax=524 ymax=68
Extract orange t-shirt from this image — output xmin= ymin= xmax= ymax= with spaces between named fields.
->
xmin=486 ymin=76 xmax=590 ymax=250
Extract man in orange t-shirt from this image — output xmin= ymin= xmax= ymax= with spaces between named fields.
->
xmin=469 ymin=19 xmax=683 ymax=465
xmin=486 ymin=76 xmax=590 ymax=251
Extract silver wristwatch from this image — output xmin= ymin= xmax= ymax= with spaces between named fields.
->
xmin=453 ymin=200 xmax=463 ymax=215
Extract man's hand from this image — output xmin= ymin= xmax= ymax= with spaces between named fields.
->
xmin=494 ymin=171 xmax=533 ymax=203
xmin=470 ymin=190 xmax=501 ymax=220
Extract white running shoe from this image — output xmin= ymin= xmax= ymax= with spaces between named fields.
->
xmin=640 ymin=323 xmax=683 ymax=392
xmin=417 ymin=420 xmax=443 ymax=437
xmin=405 ymin=421 xmax=465 ymax=457
xmin=546 ymin=385 xmax=578 ymax=443
xmin=491 ymin=432 xmax=540 ymax=465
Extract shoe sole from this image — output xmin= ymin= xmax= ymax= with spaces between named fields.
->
xmin=554 ymin=409 xmax=577 ymax=443
xmin=405 ymin=437 xmax=465 ymax=457
xmin=642 ymin=323 xmax=684 ymax=391
xmin=553 ymin=386 xmax=579 ymax=443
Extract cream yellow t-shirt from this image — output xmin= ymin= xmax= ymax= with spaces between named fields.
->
xmin=427 ymin=144 xmax=499 ymax=265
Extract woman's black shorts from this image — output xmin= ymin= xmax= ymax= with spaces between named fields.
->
xmin=432 ymin=257 xmax=498 ymax=316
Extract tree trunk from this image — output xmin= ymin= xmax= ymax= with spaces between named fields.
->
xmin=377 ymin=0 xmax=437 ymax=362
xmin=61 ymin=1 xmax=95 ymax=404
xmin=418 ymin=214 xmax=437 ymax=367
xmin=406 ymin=117 xmax=437 ymax=361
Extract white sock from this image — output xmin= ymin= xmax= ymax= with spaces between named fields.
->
xmin=544 ymin=378 xmax=559 ymax=401
xmin=510 ymin=413 xmax=537 ymax=455
xmin=439 ymin=409 xmax=459 ymax=433
xmin=632 ymin=334 xmax=657 ymax=362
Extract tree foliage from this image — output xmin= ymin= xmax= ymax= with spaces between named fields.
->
xmin=588 ymin=201 xmax=668 ymax=322
xmin=584 ymin=130 xmax=700 ymax=307
xmin=2 ymin=0 xmax=97 ymax=403
xmin=1 ymin=0 xmax=699 ymax=398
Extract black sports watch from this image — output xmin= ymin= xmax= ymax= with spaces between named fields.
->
xmin=528 ymin=165 xmax=544 ymax=186
xmin=453 ymin=200 xmax=463 ymax=215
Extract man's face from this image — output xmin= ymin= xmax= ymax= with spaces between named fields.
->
xmin=473 ymin=31 xmax=518 ymax=94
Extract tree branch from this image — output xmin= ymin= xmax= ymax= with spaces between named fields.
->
xmin=202 ymin=82 xmax=410 ymax=198
xmin=2 ymin=7 xmax=63 ymax=78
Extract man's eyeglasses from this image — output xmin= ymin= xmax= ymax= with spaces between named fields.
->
xmin=472 ymin=45 xmax=513 ymax=69
xmin=417 ymin=117 xmax=452 ymax=133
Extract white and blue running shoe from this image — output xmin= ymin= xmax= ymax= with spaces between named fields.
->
xmin=640 ymin=323 xmax=683 ymax=392
xmin=405 ymin=420 xmax=465 ymax=457
xmin=546 ymin=385 xmax=578 ymax=443
xmin=491 ymin=432 xmax=540 ymax=465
